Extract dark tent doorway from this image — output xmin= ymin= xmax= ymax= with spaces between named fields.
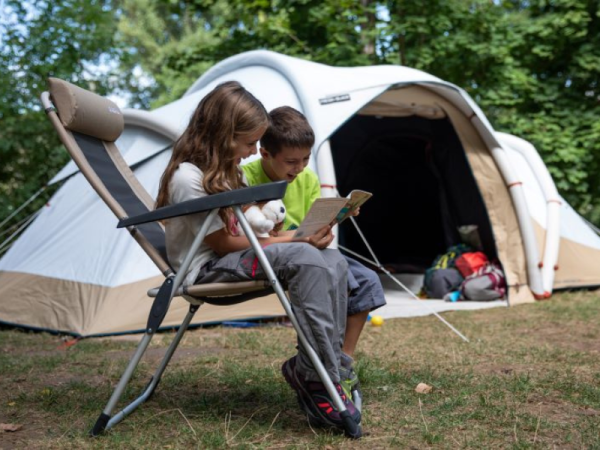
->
xmin=330 ymin=114 xmax=497 ymax=273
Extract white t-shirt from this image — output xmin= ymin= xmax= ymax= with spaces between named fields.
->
xmin=166 ymin=162 xmax=225 ymax=285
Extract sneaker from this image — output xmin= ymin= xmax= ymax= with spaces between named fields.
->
xmin=282 ymin=356 xmax=361 ymax=429
xmin=339 ymin=364 xmax=362 ymax=402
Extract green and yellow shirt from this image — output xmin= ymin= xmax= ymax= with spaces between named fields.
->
xmin=242 ymin=159 xmax=321 ymax=230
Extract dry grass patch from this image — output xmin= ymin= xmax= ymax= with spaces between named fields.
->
xmin=1 ymin=290 xmax=599 ymax=448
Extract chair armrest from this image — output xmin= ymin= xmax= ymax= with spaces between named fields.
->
xmin=117 ymin=181 xmax=287 ymax=228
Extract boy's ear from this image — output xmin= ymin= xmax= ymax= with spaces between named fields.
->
xmin=259 ymin=147 xmax=271 ymax=159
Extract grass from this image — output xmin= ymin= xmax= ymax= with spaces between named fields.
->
xmin=1 ymin=290 xmax=599 ymax=448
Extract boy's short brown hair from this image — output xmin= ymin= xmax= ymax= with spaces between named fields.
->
xmin=260 ymin=106 xmax=315 ymax=155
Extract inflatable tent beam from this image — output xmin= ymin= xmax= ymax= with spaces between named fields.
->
xmin=470 ymin=119 xmax=547 ymax=298
xmin=496 ymin=133 xmax=560 ymax=295
xmin=122 ymin=109 xmax=181 ymax=141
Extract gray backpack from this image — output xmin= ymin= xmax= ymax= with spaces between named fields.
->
xmin=460 ymin=262 xmax=506 ymax=301
xmin=425 ymin=268 xmax=464 ymax=299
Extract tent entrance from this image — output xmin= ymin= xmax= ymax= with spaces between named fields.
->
xmin=329 ymin=114 xmax=496 ymax=273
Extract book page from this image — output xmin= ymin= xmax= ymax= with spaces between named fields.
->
xmin=293 ymin=198 xmax=349 ymax=238
xmin=336 ymin=190 xmax=373 ymax=223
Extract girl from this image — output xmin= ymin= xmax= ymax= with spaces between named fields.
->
xmin=156 ymin=81 xmax=360 ymax=429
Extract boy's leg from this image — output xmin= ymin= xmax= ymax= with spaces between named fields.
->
xmin=342 ymin=256 xmax=387 ymax=357
xmin=343 ymin=310 xmax=370 ymax=357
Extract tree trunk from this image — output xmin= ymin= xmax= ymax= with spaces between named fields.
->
xmin=361 ymin=0 xmax=376 ymax=57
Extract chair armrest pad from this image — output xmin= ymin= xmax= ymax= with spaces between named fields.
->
xmin=117 ymin=181 xmax=287 ymax=228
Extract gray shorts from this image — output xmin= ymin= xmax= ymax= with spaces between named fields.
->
xmin=345 ymin=256 xmax=387 ymax=316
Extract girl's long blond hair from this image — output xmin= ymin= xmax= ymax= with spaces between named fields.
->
xmin=156 ymin=81 xmax=269 ymax=230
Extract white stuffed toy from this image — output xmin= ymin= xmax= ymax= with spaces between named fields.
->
xmin=241 ymin=200 xmax=286 ymax=237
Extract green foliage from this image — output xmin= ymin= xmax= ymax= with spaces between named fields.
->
xmin=116 ymin=0 xmax=379 ymax=107
xmin=0 ymin=0 xmax=120 ymax=229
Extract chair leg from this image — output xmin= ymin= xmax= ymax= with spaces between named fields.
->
xmin=90 ymin=304 xmax=200 ymax=436
xmin=232 ymin=206 xmax=362 ymax=438
xmin=138 ymin=304 xmax=201 ymax=402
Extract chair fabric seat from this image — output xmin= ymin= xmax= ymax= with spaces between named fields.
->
xmin=148 ymin=280 xmax=271 ymax=298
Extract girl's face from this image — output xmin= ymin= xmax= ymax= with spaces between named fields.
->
xmin=232 ymin=127 xmax=266 ymax=165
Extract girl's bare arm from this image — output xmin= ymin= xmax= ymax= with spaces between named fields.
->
xmin=204 ymin=229 xmax=293 ymax=257
xmin=204 ymin=225 xmax=333 ymax=257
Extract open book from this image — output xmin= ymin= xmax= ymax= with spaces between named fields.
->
xmin=293 ymin=190 xmax=372 ymax=239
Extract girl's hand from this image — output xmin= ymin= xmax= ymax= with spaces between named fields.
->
xmin=269 ymin=221 xmax=284 ymax=237
xmin=350 ymin=207 xmax=360 ymax=217
xmin=303 ymin=225 xmax=334 ymax=249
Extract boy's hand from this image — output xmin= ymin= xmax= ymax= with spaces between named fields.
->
xmin=350 ymin=207 xmax=360 ymax=217
xmin=302 ymin=225 xmax=334 ymax=249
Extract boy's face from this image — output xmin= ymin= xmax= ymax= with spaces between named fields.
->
xmin=260 ymin=146 xmax=311 ymax=182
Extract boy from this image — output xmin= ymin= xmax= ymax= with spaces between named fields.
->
xmin=242 ymin=106 xmax=386 ymax=401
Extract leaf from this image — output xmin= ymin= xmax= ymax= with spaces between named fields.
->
xmin=415 ymin=382 xmax=433 ymax=394
xmin=0 ymin=423 xmax=23 ymax=432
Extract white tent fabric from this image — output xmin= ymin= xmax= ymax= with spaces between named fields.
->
xmin=376 ymin=275 xmax=507 ymax=320
xmin=1 ymin=50 xmax=599 ymax=337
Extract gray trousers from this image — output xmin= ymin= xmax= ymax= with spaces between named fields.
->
xmin=196 ymin=243 xmax=348 ymax=382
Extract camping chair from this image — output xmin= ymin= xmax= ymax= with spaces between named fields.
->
xmin=40 ymin=78 xmax=361 ymax=438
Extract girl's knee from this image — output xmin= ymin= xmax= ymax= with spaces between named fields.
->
xmin=325 ymin=249 xmax=349 ymax=273
xmin=288 ymin=243 xmax=328 ymax=266
xmin=269 ymin=244 xmax=348 ymax=277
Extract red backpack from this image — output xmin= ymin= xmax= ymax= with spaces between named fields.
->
xmin=455 ymin=252 xmax=488 ymax=278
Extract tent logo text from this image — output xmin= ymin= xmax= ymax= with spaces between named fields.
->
xmin=319 ymin=94 xmax=351 ymax=105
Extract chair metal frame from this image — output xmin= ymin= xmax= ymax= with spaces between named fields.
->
xmin=40 ymin=82 xmax=361 ymax=438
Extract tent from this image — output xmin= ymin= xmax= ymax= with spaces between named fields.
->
xmin=1 ymin=50 xmax=599 ymax=337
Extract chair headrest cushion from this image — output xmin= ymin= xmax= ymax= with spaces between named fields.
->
xmin=48 ymin=78 xmax=124 ymax=142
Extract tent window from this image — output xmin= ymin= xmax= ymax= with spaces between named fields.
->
xmin=330 ymin=114 xmax=496 ymax=273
